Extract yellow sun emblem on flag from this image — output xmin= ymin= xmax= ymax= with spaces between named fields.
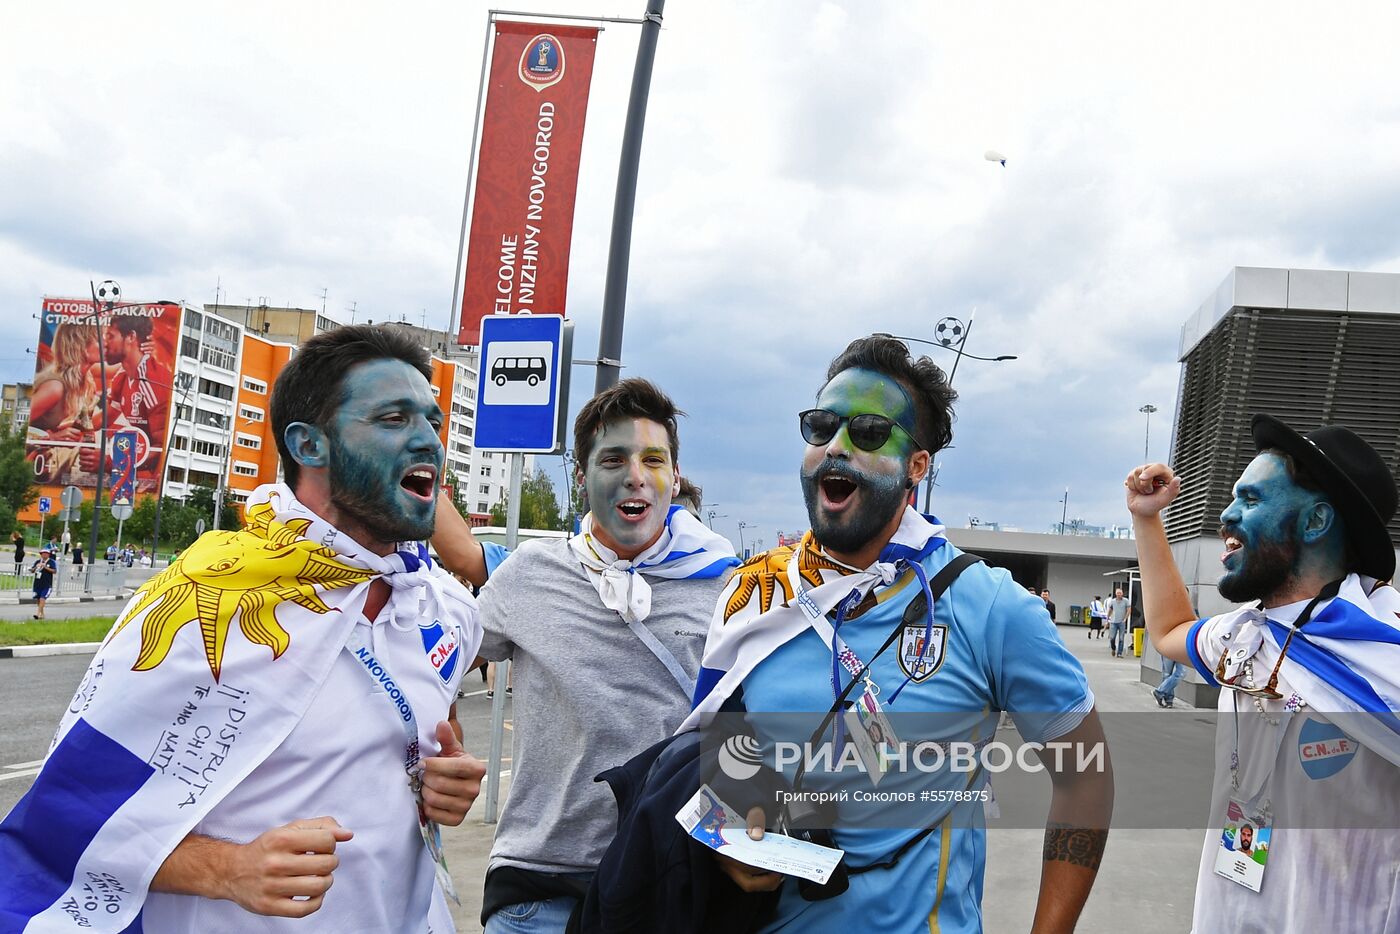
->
xmin=110 ymin=501 xmax=375 ymax=681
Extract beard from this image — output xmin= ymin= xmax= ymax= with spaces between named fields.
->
xmin=327 ymin=434 xmax=434 ymax=544
xmin=801 ymin=457 xmax=908 ymax=557
xmin=1217 ymin=522 xmax=1299 ymax=603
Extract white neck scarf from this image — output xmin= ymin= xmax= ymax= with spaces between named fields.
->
xmin=568 ymin=505 xmax=738 ymax=623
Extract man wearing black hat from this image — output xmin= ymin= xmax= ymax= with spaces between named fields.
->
xmin=1126 ymin=414 xmax=1400 ymax=931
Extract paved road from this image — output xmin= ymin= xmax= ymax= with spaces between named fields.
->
xmin=0 ymin=598 xmax=129 ymax=623
xmin=0 ymin=634 xmax=1209 ymax=932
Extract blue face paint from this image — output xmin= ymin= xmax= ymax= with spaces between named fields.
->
xmin=583 ymin=417 xmax=677 ymax=559
xmin=801 ymin=368 xmax=918 ymax=557
xmin=1217 ymin=453 xmax=1320 ymax=602
xmin=326 ymin=359 xmax=445 ymax=546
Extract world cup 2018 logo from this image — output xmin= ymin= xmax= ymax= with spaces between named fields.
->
xmin=517 ymin=34 xmax=566 ymax=92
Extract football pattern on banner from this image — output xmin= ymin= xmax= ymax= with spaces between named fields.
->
xmin=458 ymin=21 xmax=600 ymax=345
xmin=26 ymin=297 xmax=180 ymax=494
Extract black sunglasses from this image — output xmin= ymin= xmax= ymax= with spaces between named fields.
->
xmin=799 ymin=408 xmax=928 ymax=453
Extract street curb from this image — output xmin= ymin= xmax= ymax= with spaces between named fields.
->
xmin=0 ymin=642 xmax=102 ymax=659
xmin=0 ymin=594 xmax=128 ymax=606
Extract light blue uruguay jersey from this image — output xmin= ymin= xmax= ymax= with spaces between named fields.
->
xmin=738 ymin=542 xmax=1093 ymax=934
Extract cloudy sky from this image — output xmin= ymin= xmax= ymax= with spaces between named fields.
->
xmin=6 ymin=1 xmax=1400 ymax=548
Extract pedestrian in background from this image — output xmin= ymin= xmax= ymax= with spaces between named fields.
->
xmin=1041 ymin=588 xmax=1057 ymax=622
xmin=30 ymin=547 xmax=57 ymax=620
xmin=11 ymin=530 xmax=24 ymax=577
xmin=1153 ymin=657 xmax=1184 ymax=708
xmin=1107 ymin=587 xmax=1131 ymax=657
xmin=1089 ymin=594 xmax=1106 ymax=640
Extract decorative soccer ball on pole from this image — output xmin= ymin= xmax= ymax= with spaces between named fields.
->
xmin=934 ymin=316 xmax=966 ymax=348
xmin=95 ymin=280 xmax=122 ymax=306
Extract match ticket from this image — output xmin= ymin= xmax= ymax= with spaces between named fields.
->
xmin=675 ymin=784 xmax=845 ymax=885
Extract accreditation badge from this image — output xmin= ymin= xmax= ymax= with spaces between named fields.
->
xmin=1212 ymin=797 xmax=1272 ymax=892
xmin=419 ymin=813 xmax=460 ymax=905
xmin=843 ymin=681 xmax=900 ymax=785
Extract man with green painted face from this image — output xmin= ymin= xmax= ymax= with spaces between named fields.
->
xmin=432 ymin=378 xmax=739 ymax=933
xmin=686 ymin=335 xmax=1111 ymax=932
xmin=1129 ymin=414 xmax=1400 ymax=931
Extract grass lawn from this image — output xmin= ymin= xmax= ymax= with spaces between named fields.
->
xmin=0 ymin=616 xmax=117 ymax=647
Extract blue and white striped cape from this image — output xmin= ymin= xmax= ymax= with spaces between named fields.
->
xmin=1186 ymin=572 xmax=1400 ymax=766
xmin=0 ymin=484 xmax=481 ymax=933
xmin=679 ymin=507 xmax=947 ymax=733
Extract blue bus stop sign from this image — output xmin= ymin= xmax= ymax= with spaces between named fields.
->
xmin=38 ymin=497 xmax=52 ymax=515
xmin=474 ymin=315 xmax=572 ymax=453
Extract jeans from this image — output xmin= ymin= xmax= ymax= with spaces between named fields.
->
xmin=1157 ymin=658 xmax=1184 ymax=701
xmin=484 ymin=890 xmax=585 ymax=934
xmin=1108 ymin=622 xmax=1127 ymax=655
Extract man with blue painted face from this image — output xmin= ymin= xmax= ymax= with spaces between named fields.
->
xmin=431 ymin=378 xmax=738 ymax=933
xmin=686 ymin=335 xmax=1111 ymax=932
xmin=1130 ymin=414 xmax=1400 ymax=931
xmin=0 ymin=325 xmax=486 ymax=933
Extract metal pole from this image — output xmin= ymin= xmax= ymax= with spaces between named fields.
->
xmin=926 ymin=316 xmax=973 ymax=513
xmin=484 ymin=451 xmax=525 ymax=823
xmin=152 ymin=375 xmax=193 ymax=561
xmin=946 ymin=313 xmax=975 ymax=387
xmin=86 ymin=286 xmax=109 ymax=595
xmin=447 ymin=11 xmax=497 ymax=337
xmin=1060 ymin=488 xmax=1069 ymax=535
xmin=594 ymin=0 xmax=666 ymax=393
xmin=213 ymin=427 xmax=235 ymax=531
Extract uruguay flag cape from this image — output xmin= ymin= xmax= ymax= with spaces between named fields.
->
xmin=0 ymin=484 xmax=481 ymax=933
xmin=1188 ymin=573 xmax=1400 ymax=767
xmin=679 ymin=507 xmax=947 ymax=734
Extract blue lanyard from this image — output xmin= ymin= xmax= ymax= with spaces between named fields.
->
xmin=829 ymin=559 xmax=938 ymax=709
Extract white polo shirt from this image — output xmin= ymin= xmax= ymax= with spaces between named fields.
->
xmin=1189 ymin=598 xmax=1400 ymax=933
xmin=141 ymin=611 xmax=455 ymax=933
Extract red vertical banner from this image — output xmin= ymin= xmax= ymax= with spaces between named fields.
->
xmin=458 ymin=22 xmax=600 ymax=346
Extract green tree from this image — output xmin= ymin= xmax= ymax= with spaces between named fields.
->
xmin=186 ymin=486 xmax=242 ymax=534
xmin=0 ymin=423 xmax=36 ymax=537
xmin=489 ymin=467 xmax=564 ymax=531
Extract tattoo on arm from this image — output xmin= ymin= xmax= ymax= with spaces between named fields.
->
xmin=1042 ymin=822 xmax=1107 ymax=870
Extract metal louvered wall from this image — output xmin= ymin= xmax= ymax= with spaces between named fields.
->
xmin=1165 ymin=307 xmax=1400 ymax=544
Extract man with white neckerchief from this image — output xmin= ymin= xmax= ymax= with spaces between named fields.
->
xmin=431 ymin=379 xmax=738 ymax=933
xmin=1128 ymin=413 xmax=1400 ymax=932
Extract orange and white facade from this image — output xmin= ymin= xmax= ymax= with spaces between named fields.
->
xmin=19 ymin=302 xmax=481 ymax=525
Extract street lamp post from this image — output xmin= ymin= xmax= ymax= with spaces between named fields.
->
xmin=875 ymin=322 xmax=1017 ymax=513
xmin=1139 ymin=404 xmax=1158 ymax=461
xmin=1059 ymin=488 xmax=1069 ymax=535
xmin=149 ymin=371 xmax=196 ymax=562
xmin=213 ymin=415 xmax=260 ymax=530
xmin=706 ymin=508 xmax=726 ymax=530
xmin=737 ymin=520 xmax=752 ymax=557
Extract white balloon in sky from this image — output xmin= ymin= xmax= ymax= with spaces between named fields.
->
xmin=984 ymin=150 xmax=1007 ymax=166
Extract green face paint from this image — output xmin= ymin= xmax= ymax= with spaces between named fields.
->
xmin=583 ymin=417 xmax=677 ymax=559
xmin=801 ymin=368 xmax=918 ymax=556
xmin=326 ymin=359 xmax=445 ymax=546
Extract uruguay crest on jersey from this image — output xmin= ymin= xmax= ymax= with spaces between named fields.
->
xmin=419 ymin=618 xmax=461 ymax=685
xmin=898 ymin=620 xmax=947 ymax=682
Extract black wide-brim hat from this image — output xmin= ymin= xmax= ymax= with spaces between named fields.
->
xmin=1251 ymin=414 xmax=1399 ymax=581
